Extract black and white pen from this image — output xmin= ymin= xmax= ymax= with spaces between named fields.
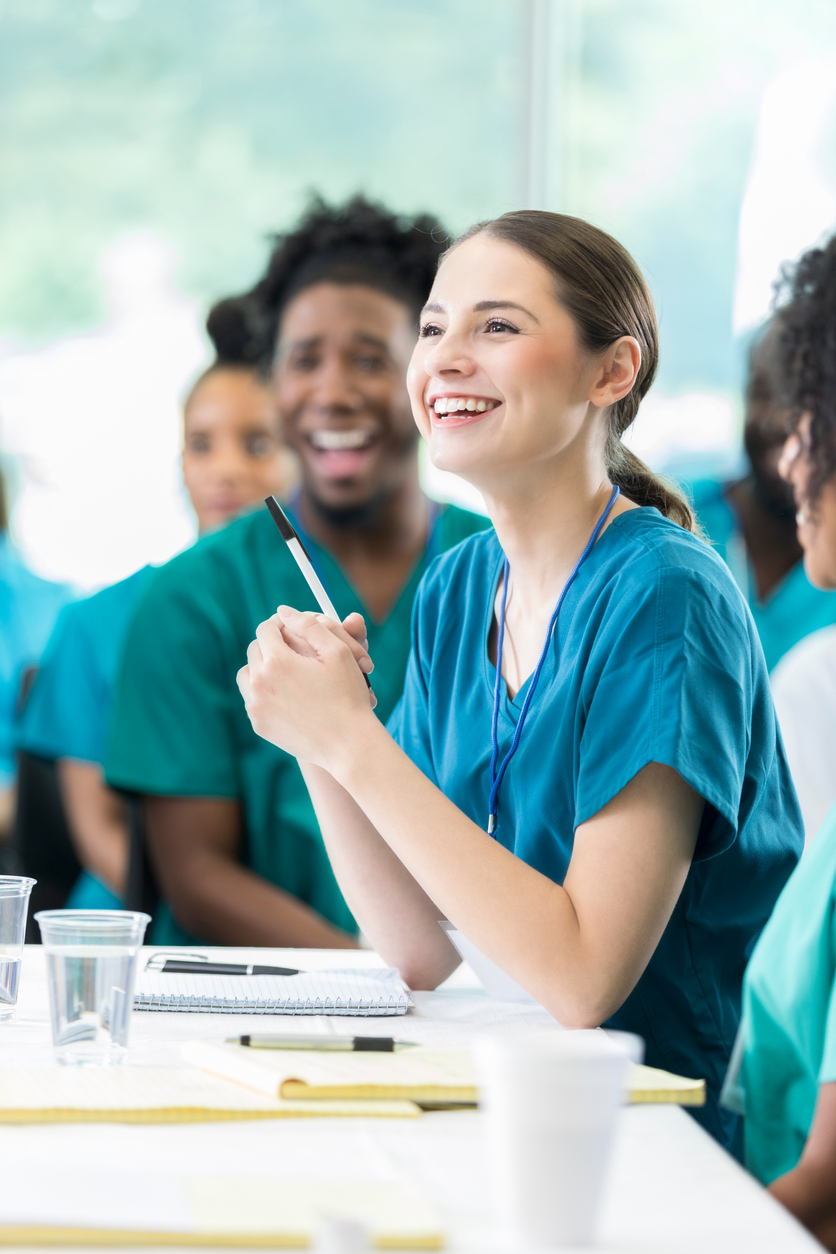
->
xmin=264 ymin=495 xmax=372 ymax=691
xmin=227 ymin=1034 xmax=416 ymax=1052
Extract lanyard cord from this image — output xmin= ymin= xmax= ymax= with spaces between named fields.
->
xmin=487 ymin=484 xmax=621 ymax=836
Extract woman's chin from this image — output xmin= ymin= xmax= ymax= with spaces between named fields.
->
xmin=801 ymin=539 xmax=836 ymax=591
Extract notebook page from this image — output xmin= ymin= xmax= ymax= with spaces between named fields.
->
xmin=134 ymin=967 xmax=411 ymax=1015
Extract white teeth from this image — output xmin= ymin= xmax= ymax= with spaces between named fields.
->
xmin=431 ymin=397 xmax=497 ymax=416
xmin=310 ymin=429 xmax=374 ymax=450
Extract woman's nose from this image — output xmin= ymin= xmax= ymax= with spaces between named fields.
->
xmin=422 ymin=332 xmax=475 ymax=378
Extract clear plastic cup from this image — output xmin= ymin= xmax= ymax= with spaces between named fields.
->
xmin=35 ymin=910 xmax=150 ymax=1064
xmin=0 ymin=876 xmax=36 ymax=1020
xmin=476 ymin=1030 xmax=642 ymax=1248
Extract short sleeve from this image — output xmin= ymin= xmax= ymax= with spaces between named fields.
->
xmin=105 ymin=563 xmax=241 ymax=798
xmin=575 ymin=559 xmax=756 ymax=860
xmin=386 ymin=579 xmax=439 ymax=787
xmin=19 ymin=601 xmax=107 ymax=764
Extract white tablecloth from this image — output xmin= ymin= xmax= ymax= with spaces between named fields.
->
xmin=0 ymin=945 xmax=822 ymax=1253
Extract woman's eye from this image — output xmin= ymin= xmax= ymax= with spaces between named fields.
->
xmin=485 ymin=319 xmax=517 ymax=334
xmin=244 ymin=434 xmax=275 ymax=458
xmin=290 ymin=355 xmax=319 ymax=372
xmin=355 ymin=355 xmax=386 ymax=373
xmin=188 ymin=434 xmax=211 ymax=454
xmin=419 ymin=323 xmax=443 ymax=338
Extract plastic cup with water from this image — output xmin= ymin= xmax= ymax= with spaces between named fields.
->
xmin=476 ymin=1030 xmax=642 ymax=1249
xmin=0 ymin=876 xmax=36 ymax=1020
xmin=35 ymin=910 xmax=150 ymax=1064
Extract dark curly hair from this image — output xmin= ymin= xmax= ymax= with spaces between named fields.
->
xmin=236 ymin=194 xmax=448 ymax=367
xmin=774 ymin=232 xmax=836 ymax=510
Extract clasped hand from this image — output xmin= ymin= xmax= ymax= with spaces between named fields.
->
xmin=237 ymin=607 xmax=377 ymax=772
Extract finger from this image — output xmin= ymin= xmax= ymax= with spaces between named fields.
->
xmin=247 ymin=638 xmax=264 ymax=668
xmin=254 ymin=615 xmax=291 ymax=660
xmin=236 ymin=664 xmax=251 ymax=702
xmin=278 ymin=605 xmax=373 ymax=674
xmin=342 ymin=612 xmax=369 ymax=651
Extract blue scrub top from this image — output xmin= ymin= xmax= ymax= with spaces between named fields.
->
xmin=686 ymin=478 xmax=836 ymax=672
xmin=18 ymin=565 xmax=154 ymax=911
xmin=0 ymin=535 xmax=74 ymax=786
xmin=388 ymin=507 xmax=803 ymax=1150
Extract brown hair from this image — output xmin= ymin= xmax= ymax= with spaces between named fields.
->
xmin=455 ymin=212 xmax=696 ymax=531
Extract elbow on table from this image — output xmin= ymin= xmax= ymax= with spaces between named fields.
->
xmin=537 ymin=981 xmax=627 ymax=1032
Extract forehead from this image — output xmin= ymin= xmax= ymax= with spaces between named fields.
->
xmin=429 ymin=233 xmax=556 ymax=309
xmin=278 ymin=282 xmax=415 ymax=346
xmin=185 ymin=370 xmax=272 ymax=428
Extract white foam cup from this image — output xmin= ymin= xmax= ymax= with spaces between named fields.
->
xmin=476 ymin=1030 xmax=642 ymax=1248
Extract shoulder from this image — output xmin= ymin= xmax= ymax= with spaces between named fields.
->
xmin=137 ymin=510 xmax=280 ymax=612
xmin=419 ymin=524 xmax=499 ymax=598
xmin=604 ymin=507 xmax=738 ymax=587
xmin=0 ymin=539 xmax=74 ymax=611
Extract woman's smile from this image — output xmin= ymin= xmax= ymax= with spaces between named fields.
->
xmin=425 ymin=393 xmax=503 ymax=429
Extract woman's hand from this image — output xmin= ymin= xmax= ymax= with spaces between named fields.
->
xmin=237 ymin=607 xmax=377 ymax=770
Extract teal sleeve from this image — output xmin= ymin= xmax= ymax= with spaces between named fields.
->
xmin=105 ymin=565 xmax=242 ymax=798
xmin=819 ymin=929 xmax=836 ymax=1084
xmin=574 ymin=560 xmax=755 ymax=859
xmin=18 ymin=601 xmax=107 ymax=764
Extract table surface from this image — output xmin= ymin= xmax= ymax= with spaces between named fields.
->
xmin=0 ymin=945 xmax=823 ymax=1253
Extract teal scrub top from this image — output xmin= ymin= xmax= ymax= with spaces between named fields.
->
xmin=687 ymin=478 xmax=836 ymax=672
xmin=738 ymin=804 xmax=836 ymax=1185
xmin=18 ymin=565 xmax=155 ymax=911
xmin=0 ymin=535 xmax=74 ymax=786
xmin=388 ymin=507 xmax=803 ymax=1150
xmin=105 ymin=502 xmax=489 ymax=946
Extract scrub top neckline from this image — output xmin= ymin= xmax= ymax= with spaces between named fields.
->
xmin=286 ymin=497 xmax=444 ymax=631
xmin=482 ymin=507 xmax=647 ymax=713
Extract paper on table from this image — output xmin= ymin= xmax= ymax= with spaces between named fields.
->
xmin=134 ymin=966 xmax=412 ymax=1015
xmin=0 ymin=1067 xmax=421 ymax=1123
xmin=0 ymin=1163 xmax=443 ymax=1248
xmin=182 ymin=1042 xmax=477 ymax=1106
xmin=183 ymin=1041 xmax=706 ymax=1108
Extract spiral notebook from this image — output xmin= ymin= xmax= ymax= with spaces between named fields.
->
xmin=133 ymin=966 xmax=412 ymax=1016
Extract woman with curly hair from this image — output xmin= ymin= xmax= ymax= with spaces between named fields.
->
xmin=729 ymin=232 xmax=836 ymax=1248
xmin=105 ymin=195 xmax=489 ymax=947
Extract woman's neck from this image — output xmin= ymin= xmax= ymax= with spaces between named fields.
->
xmin=483 ymin=462 xmax=627 ymax=618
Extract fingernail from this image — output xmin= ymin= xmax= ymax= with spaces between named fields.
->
xmin=277 ymin=605 xmax=298 ymax=616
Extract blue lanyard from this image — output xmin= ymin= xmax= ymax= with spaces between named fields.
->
xmin=487 ymin=485 xmax=620 ymax=836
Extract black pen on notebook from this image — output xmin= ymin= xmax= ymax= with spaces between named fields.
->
xmin=264 ymin=495 xmax=372 ymax=692
xmin=227 ymin=1034 xmax=417 ymax=1052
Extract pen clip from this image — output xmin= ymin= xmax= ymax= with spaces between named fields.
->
xmin=145 ymin=951 xmax=208 ymax=972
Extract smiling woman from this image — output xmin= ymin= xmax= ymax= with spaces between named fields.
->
xmin=238 ymin=210 xmax=804 ymax=1154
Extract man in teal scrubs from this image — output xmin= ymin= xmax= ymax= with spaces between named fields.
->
xmin=105 ymin=196 xmax=488 ymax=947
xmin=685 ymin=321 xmax=836 ymax=671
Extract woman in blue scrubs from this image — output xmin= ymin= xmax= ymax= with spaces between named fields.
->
xmin=237 ymin=211 xmax=803 ymax=1150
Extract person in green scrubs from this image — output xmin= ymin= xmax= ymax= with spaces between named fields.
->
xmin=105 ymin=195 xmax=488 ymax=948
xmin=18 ymin=297 xmax=293 ymax=911
xmin=237 ymin=211 xmax=802 ymax=1151
xmin=734 ymin=232 xmax=836 ymax=1249
xmin=685 ymin=318 xmax=836 ymax=672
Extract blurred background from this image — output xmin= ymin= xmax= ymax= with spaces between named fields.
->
xmin=1 ymin=0 xmax=836 ymax=589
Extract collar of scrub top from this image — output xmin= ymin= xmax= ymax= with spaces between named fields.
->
xmin=285 ymin=490 xmax=445 ymax=613
xmin=487 ymin=484 xmax=621 ymax=837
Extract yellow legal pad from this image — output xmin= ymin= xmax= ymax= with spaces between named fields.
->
xmin=182 ymin=1041 xmax=706 ymax=1108
xmin=0 ymin=1175 xmax=443 ymax=1249
xmin=0 ymin=1067 xmax=420 ymax=1123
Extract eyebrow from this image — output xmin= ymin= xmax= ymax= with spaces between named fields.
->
xmin=421 ymin=299 xmax=539 ymax=323
xmin=279 ymin=332 xmax=392 ymax=354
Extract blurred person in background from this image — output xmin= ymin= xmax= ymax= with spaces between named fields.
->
xmin=105 ymin=195 xmax=489 ymax=948
xmin=686 ymin=316 xmax=836 ymax=672
xmin=0 ymin=467 xmax=74 ymax=844
xmin=730 ymin=231 xmax=836 ymax=1250
xmin=17 ymin=302 xmax=293 ymax=908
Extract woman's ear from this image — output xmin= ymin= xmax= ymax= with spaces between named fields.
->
xmin=589 ymin=337 xmax=641 ymax=408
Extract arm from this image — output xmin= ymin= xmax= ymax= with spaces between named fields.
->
xmin=240 ymin=611 xmax=702 ymax=1023
xmin=144 ymin=795 xmax=359 ymax=949
xmin=769 ymin=1082 xmax=836 ymax=1251
xmin=57 ymin=760 xmax=129 ymax=895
